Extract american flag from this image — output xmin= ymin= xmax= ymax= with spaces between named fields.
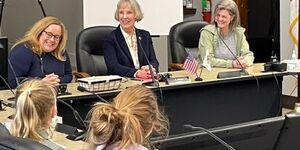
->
xmin=183 ymin=52 xmax=199 ymax=74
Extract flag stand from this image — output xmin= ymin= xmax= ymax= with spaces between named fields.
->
xmin=195 ymin=65 xmax=203 ymax=81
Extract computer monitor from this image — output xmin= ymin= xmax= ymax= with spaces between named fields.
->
xmin=0 ymin=37 xmax=8 ymax=89
xmin=152 ymin=116 xmax=285 ymax=150
xmin=274 ymin=113 xmax=300 ymax=150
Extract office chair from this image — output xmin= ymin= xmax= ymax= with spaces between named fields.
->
xmin=0 ymin=136 xmax=51 ymax=150
xmin=0 ymin=122 xmax=10 ymax=136
xmin=75 ymin=26 xmax=116 ymax=79
xmin=0 ymin=123 xmax=51 ymax=150
xmin=169 ymin=20 xmax=208 ymax=70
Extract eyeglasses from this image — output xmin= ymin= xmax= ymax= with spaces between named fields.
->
xmin=43 ymin=30 xmax=61 ymax=41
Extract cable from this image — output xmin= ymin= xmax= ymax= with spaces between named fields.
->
xmin=77 ymin=86 xmax=108 ymax=103
xmin=57 ymin=98 xmax=87 ymax=131
xmin=271 ymin=72 xmax=282 ymax=116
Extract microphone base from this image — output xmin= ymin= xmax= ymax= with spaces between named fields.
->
xmin=217 ymin=69 xmax=249 ymax=79
xmin=195 ymin=77 xmax=203 ymax=81
xmin=66 ymin=131 xmax=86 ymax=141
xmin=142 ymin=80 xmax=159 ymax=87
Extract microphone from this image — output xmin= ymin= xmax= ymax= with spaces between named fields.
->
xmin=0 ymin=74 xmax=16 ymax=107
xmin=136 ymin=32 xmax=159 ymax=87
xmin=183 ymin=124 xmax=236 ymax=150
xmin=8 ymin=58 xmax=19 ymax=86
xmin=77 ymin=86 xmax=108 ymax=103
xmin=56 ymin=98 xmax=87 ymax=141
xmin=37 ymin=0 xmax=47 ymax=17
xmin=214 ymin=23 xmax=249 ymax=78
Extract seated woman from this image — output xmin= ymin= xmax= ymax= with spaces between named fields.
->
xmin=9 ymin=79 xmax=64 ymax=150
xmin=86 ymin=85 xmax=169 ymax=150
xmin=8 ymin=16 xmax=72 ymax=88
xmin=198 ymin=0 xmax=254 ymax=68
xmin=103 ymin=0 xmax=159 ymax=79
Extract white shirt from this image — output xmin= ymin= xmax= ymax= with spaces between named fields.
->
xmin=120 ymin=27 xmax=140 ymax=69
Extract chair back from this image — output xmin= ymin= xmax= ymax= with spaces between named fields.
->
xmin=76 ymin=26 xmax=116 ymax=76
xmin=0 ymin=122 xmax=10 ymax=136
xmin=0 ymin=136 xmax=51 ymax=150
xmin=169 ymin=20 xmax=208 ymax=63
xmin=0 ymin=123 xmax=51 ymax=150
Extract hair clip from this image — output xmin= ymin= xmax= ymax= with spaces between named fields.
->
xmin=27 ymin=90 xmax=32 ymax=97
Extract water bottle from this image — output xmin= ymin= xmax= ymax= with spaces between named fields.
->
xmin=289 ymin=49 xmax=298 ymax=71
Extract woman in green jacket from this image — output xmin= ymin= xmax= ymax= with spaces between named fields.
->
xmin=198 ymin=0 xmax=254 ymax=68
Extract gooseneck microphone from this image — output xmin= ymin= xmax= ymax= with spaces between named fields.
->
xmin=213 ymin=23 xmax=249 ymax=78
xmin=183 ymin=124 xmax=236 ymax=150
xmin=8 ymin=58 xmax=19 ymax=86
xmin=37 ymin=0 xmax=47 ymax=17
xmin=216 ymin=29 xmax=248 ymax=75
xmin=136 ymin=32 xmax=159 ymax=87
xmin=0 ymin=75 xmax=15 ymax=109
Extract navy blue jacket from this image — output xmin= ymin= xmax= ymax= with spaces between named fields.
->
xmin=103 ymin=26 xmax=159 ymax=77
xmin=8 ymin=44 xmax=73 ymax=88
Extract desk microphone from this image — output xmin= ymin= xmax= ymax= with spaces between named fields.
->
xmin=8 ymin=58 xmax=20 ymax=88
xmin=77 ymin=86 xmax=108 ymax=103
xmin=183 ymin=124 xmax=236 ymax=150
xmin=56 ymin=98 xmax=87 ymax=141
xmin=136 ymin=31 xmax=159 ymax=87
xmin=0 ymin=74 xmax=16 ymax=107
xmin=214 ymin=24 xmax=249 ymax=78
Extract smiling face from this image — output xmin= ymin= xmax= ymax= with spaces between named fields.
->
xmin=39 ymin=24 xmax=62 ymax=53
xmin=215 ymin=9 xmax=233 ymax=31
xmin=118 ymin=3 xmax=136 ymax=34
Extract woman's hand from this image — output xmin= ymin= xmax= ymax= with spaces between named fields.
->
xmin=232 ymin=57 xmax=248 ymax=69
xmin=136 ymin=69 xmax=151 ymax=79
xmin=42 ymin=73 xmax=60 ymax=87
xmin=141 ymin=65 xmax=156 ymax=74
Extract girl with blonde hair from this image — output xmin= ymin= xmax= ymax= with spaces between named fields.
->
xmin=10 ymin=79 xmax=64 ymax=150
xmin=86 ymin=85 xmax=169 ymax=150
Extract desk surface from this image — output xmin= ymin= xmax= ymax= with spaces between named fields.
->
xmin=0 ymin=63 xmax=288 ymax=145
xmin=0 ymin=63 xmax=287 ymax=102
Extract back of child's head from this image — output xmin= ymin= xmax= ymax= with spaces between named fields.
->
xmin=87 ymin=85 xmax=169 ymax=149
xmin=10 ymin=79 xmax=57 ymax=141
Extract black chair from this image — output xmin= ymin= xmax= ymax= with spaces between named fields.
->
xmin=75 ymin=26 xmax=116 ymax=79
xmin=0 ymin=136 xmax=51 ymax=150
xmin=168 ymin=20 xmax=208 ymax=70
xmin=0 ymin=122 xmax=10 ymax=136
xmin=0 ymin=123 xmax=51 ymax=150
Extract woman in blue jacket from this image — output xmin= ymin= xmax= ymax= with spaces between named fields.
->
xmin=8 ymin=16 xmax=72 ymax=88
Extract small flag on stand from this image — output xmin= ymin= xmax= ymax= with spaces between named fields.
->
xmin=183 ymin=52 xmax=199 ymax=74
xmin=202 ymin=49 xmax=212 ymax=71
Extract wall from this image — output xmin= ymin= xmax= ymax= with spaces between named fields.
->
xmin=280 ymin=0 xmax=297 ymax=96
xmin=2 ymin=0 xmax=82 ymax=67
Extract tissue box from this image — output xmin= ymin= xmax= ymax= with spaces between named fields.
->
xmin=77 ymin=75 xmax=122 ymax=92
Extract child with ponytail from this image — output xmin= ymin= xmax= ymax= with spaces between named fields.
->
xmin=10 ymin=79 xmax=64 ymax=150
xmin=86 ymin=85 xmax=169 ymax=150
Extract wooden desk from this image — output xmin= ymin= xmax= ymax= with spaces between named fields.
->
xmin=0 ymin=64 xmax=288 ymax=135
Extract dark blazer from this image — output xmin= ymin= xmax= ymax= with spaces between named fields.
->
xmin=103 ymin=26 xmax=159 ymax=77
xmin=8 ymin=44 xmax=73 ymax=88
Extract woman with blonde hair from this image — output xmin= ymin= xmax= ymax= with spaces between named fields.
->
xmin=103 ymin=0 xmax=159 ymax=79
xmin=10 ymin=79 xmax=64 ymax=150
xmin=198 ymin=0 xmax=254 ymax=68
xmin=86 ymin=85 xmax=169 ymax=150
xmin=8 ymin=16 xmax=72 ymax=88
